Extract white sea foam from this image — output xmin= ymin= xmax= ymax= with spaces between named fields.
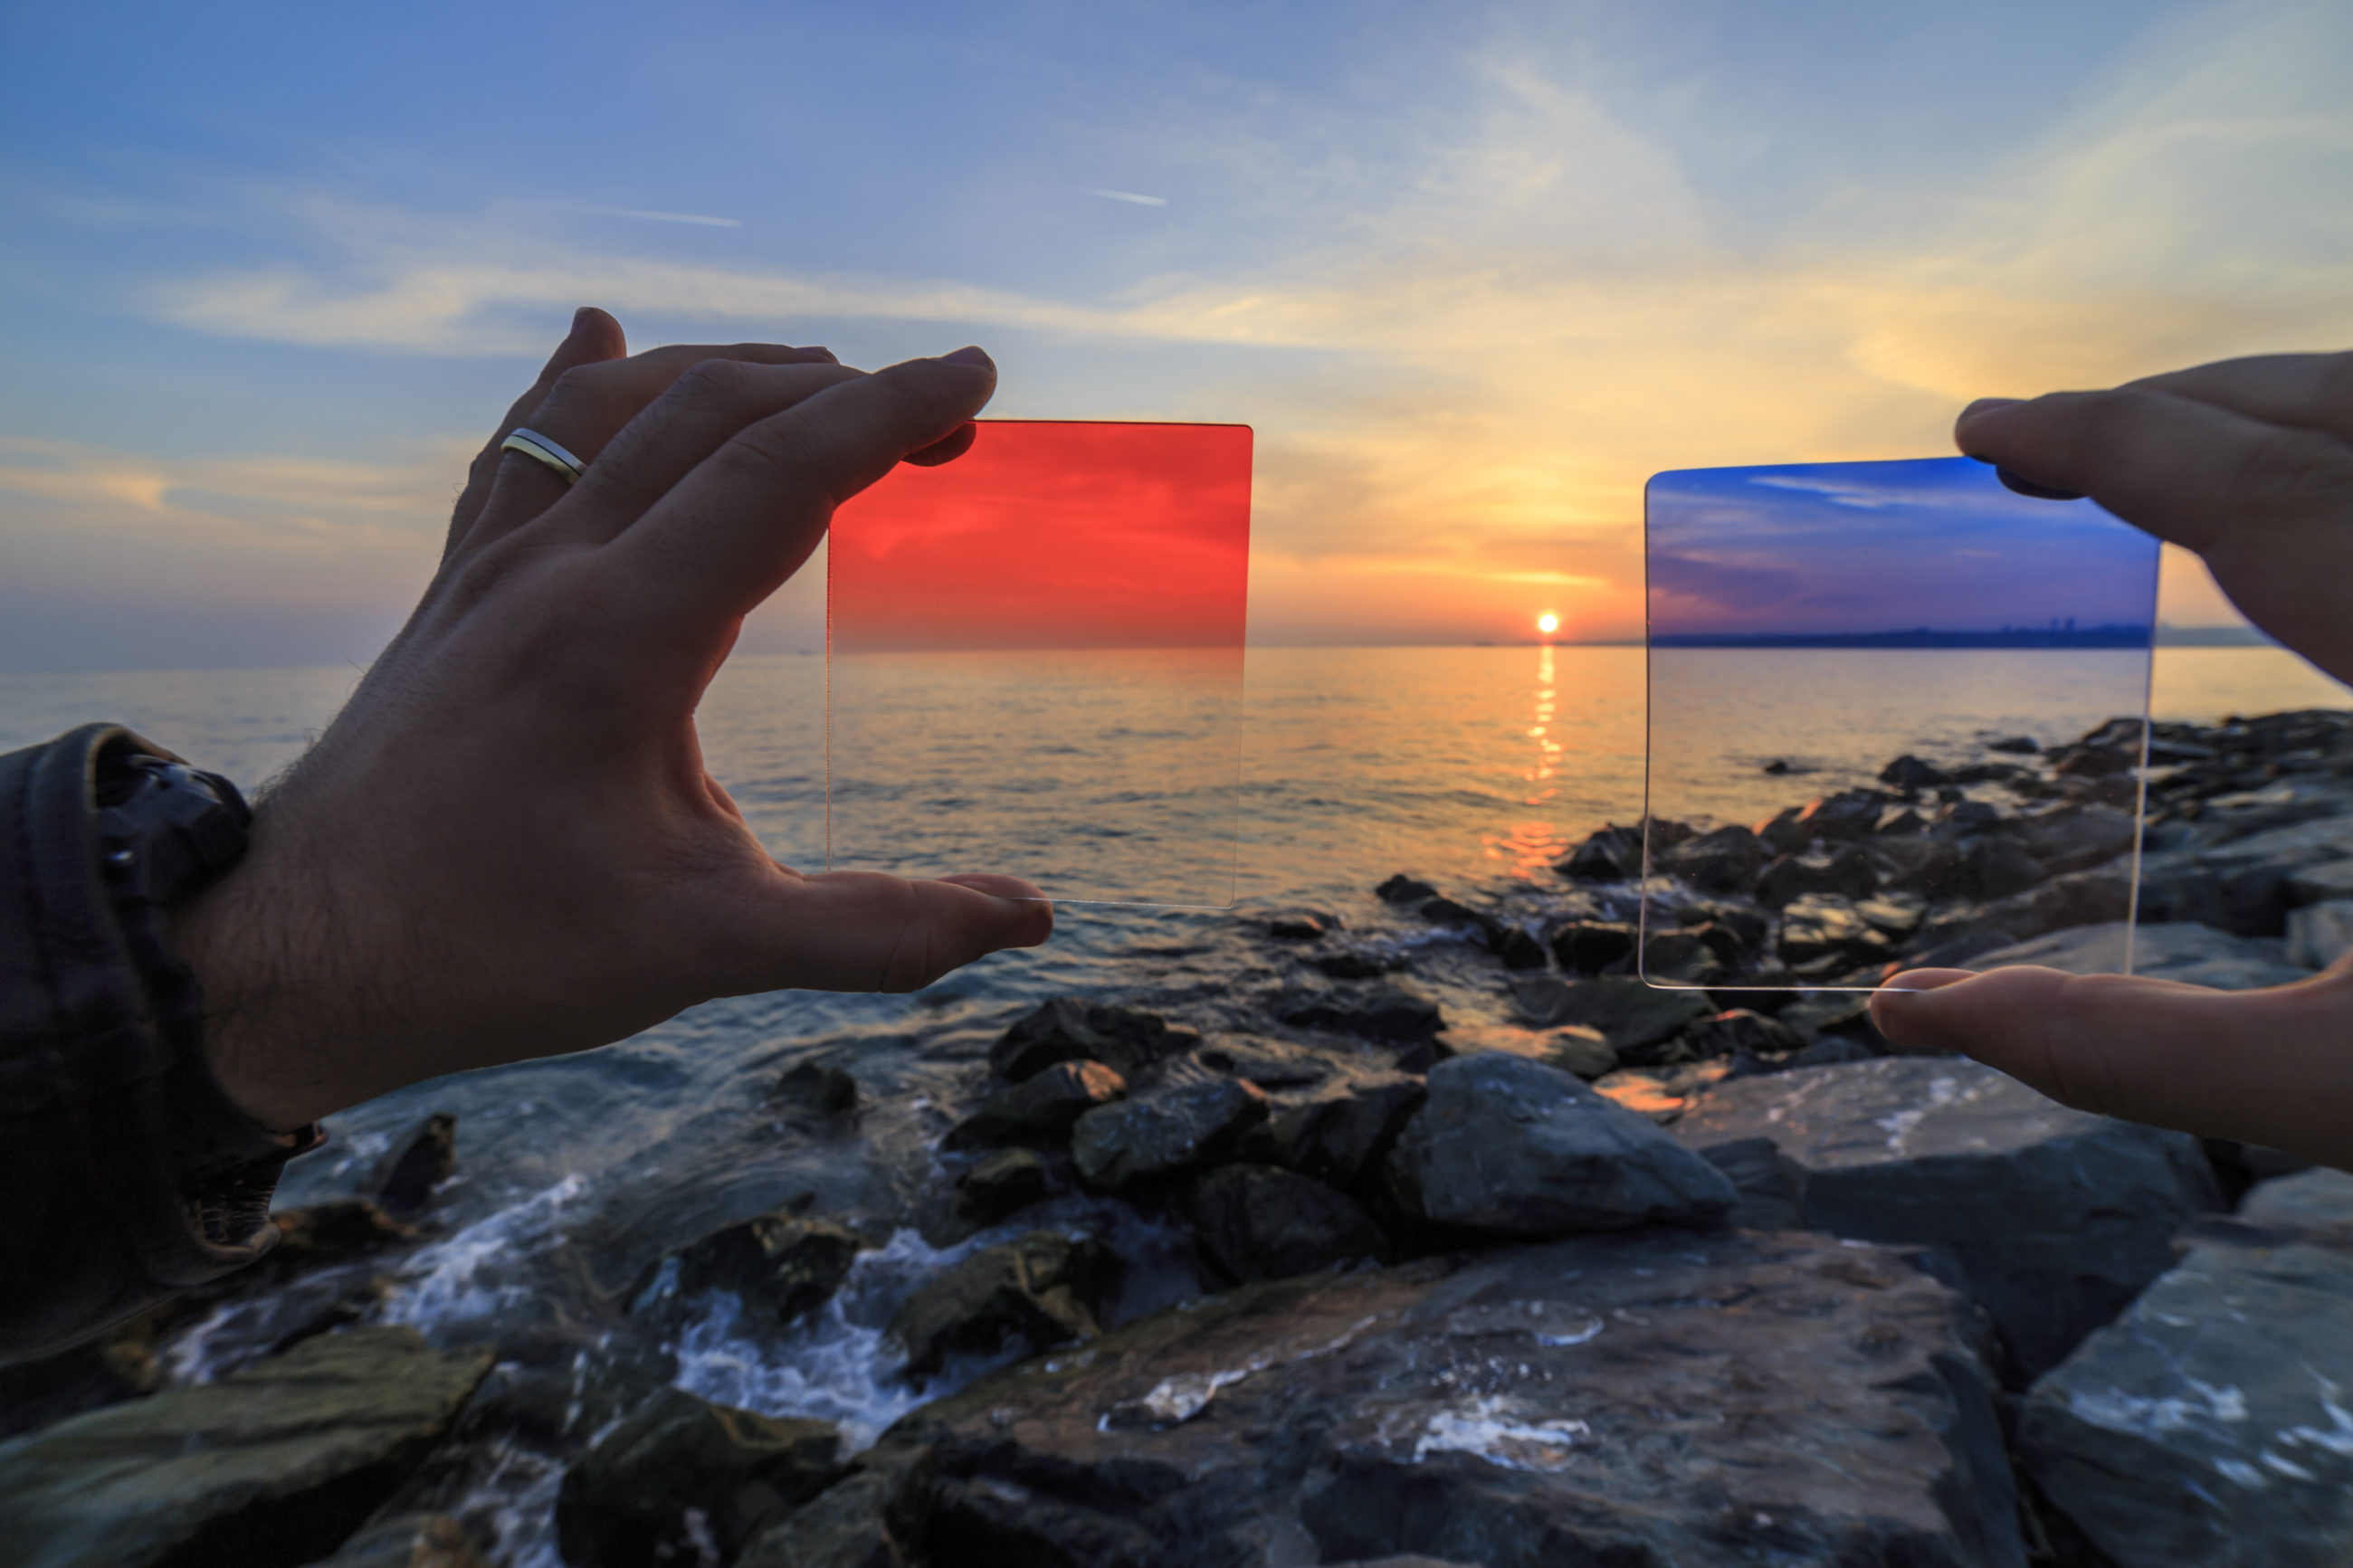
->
xmin=379 ymin=1173 xmax=590 ymax=1328
xmin=1414 ymin=1395 xmax=1591 ymax=1471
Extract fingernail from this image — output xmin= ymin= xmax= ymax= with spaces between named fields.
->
xmin=796 ymin=346 xmax=840 ymax=364
xmin=1958 ymin=396 xmax=2024 ymax=423
xmin=570 ymin=306 xmax=594 ymax=336
xmin=940 ymin=346 xmax=994 ymax=369
xmin=1879 ymin=967 xmax=1974 ymax=998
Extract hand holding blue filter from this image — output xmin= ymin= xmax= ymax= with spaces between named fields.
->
xmin=1641 ymin=455 xmax=2161 ymax=992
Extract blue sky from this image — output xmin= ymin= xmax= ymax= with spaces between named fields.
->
xmin=3 ymin=0 xmax=2348 ymax=668
xmin=1648 ymin=457 xmax=2161 ymax=637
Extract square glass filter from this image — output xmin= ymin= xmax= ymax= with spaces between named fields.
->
xmin=1641 ymin=456 xmax=2159 ymax=992
xmin=825 ymin=419 xmax=1252 ymax=907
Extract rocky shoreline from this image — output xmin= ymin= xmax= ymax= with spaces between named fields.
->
xmin=4 ymin=708 xmax=2351 ymax=1566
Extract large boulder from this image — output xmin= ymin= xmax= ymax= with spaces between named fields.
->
xmin=1672 ymin=1057 xmax=2219 ymax=1375
xmin=944 ymin=1060 xmax=1129 ymax=1149
xmin=555 ymin=1386 xmax=843 ymax=1567
xmin=1071 ymin=1078 xmax=1271 ymax=1189
xmin=647 ymin=1212 xmax=862 ymax=1328
xmin=1510 ymin=974 xmax=1710 ymax=1056
xmin=737 ymin=1448 xmax=936 ymax=1568
xmin=0 ymin=1326 xmax=491 ymax=1568
xmin=1971 ymin=921 xmax=2305 ymax=989
xmin=2020 ymin=1169 xmax=2353 ymax=1567
xmin=882 ymin=1230 xmax=2023 ymax=1567
xmin=990 ymin=999 xmax=1192 ymax=1082
xmin=1187 ymin=1164 xmax=1388 ymax=1282
xmin=886 ymin=1231 xmax=1117 ymax=1377
xmin=1385 ymin=1053 xmax=1736 ymax=1236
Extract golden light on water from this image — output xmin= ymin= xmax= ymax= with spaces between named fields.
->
xmin=1536 ymin=612 xmax=1560 ymax=636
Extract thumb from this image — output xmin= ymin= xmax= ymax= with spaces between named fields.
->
xmin=750 ymin=870 xmax=1053 ymax=993
xmin=1872 ymin=964 xmax=2353 ymax=1167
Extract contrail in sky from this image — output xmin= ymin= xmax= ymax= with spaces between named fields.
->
xmin=571 ymin=204 xmax=743 ymax=228
xmin=1078 ymin=187 xmax=1168 ymax=207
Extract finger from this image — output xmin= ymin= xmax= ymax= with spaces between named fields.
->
xmin=2127 ymin=350 xmax=2353 ymax=444
xmin=461 ymin=340 xmax=849 ymax=554
xmin=1871 ymin=965 xmax=2353 ymax=1168
xmin=445 ymin=307 xmax=627 ymax=554
xmin=748 ymin=870 xmax=1053 ymax=993
xmin=529 ymin=357 xmax=871 ymax=546
xmin=604 ymin=347 xmax=997 ymax=630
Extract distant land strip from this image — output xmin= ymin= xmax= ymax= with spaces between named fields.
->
xmin=1650 ymin=624 xmax=2154 ymax=650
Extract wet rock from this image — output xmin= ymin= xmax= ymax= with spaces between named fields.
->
xmin=776 ymin=1060 xmax=862 ymax=1117
xmin=653 ymin=1212 xmax=862 ymax=1328
xmin=886 ymin=1230 xmax=2021 ymax=1568
xmin=368 ymin=1111 xmax=456 ymax=1220
xmin=1880 ymin=754 xmax=1949 ymax=791
xmin=305 ymin=1512 xmax=486 ymax=1568
xmin=265 ymin=1199 xmax=418 ymax=1270
xmin=2287 ymin=857 xmax=2353 ymax=904
xmin=1654 ymin=823 xmax=1764 ymax=892
xmin=1415 ymin=896 xmax=1504 ymax=943
xmin=1490 ymin=925 xmax=1548 ymax=969
xmin=1189 ymin=1164 xmax=1388 ymax=1282
xmin=945 ymin=1060 xmax=1129 ymax=1150
xmin=1755 ymin=846 xmax=1879 ymax=908
xmin=1761 ymin=756 xmax=1792 ymax=774
xmin=1673 ymin=1007 xmax=1804 ymax=1060
xmin=886 ymin=1231 xmax=1117 ymax=1377
xmin=1441 ymin=1022 xmax=1619 ymax=1080
xmin=2009 ymin=803 xmax=2138 ymax=875
xmin=1272 ymin=1074 xmax=1428 ymax=1193
xmin=1672 ymin=1057 xmax=2219 ymax=1376
xmin=1591 ymin=1059 xmax=1735 ymax=1121
xmin=1313 ymin=950 xmax=1396 ymax=980
xmin=1555 ymin=824 xmax=1643 ymax=881
xmin=1637 ymin=928 xmax=1725 ymax=985
xmin=2286 ymin=898 xmax=2353 ymax=968
xmin=1777 ymin=892 xmax=1895 ymax=969
xmin=956 ymin=1148 xmax=1054 ymax=1228
xmin=737 ymin=1449 xmax=937 ymax=1568
xmin=990 ymin=999 xmax=1192 ymax=1083
xmin=2020 ymin=1169 xmax=2353 ymax=1567
xmin=1510 ymin=974 xmax=1710 ymax=1056
xmin=1376 ymin=873 xmax=1441 ymax=904
xmin=1545 ymin=918 xmax=1634 ymax=973
xmin=555 ymin=1386 xmax=843 ymax=1568
xmin=1281 ymin=982 xmax=1445 ymax=1042
xmin=1975 ymin=921 xmax=2306 ymax=990
xmin=1385 ymin=1053 xmax=1736 ymax=1235
xmin=1192 ymin=1038 xmax=1329 ymax=1089
xmin=1955 ymin=835 xmax=2047 ymax=900
xmin=1265 ymin=908 xmax=1338 ymax=940
xmin=1795 ymin=787 xmax=1891 ymax=841
xmin=1987 ymin=734 xmax=2041 ymax=754
xmin=0 ymin=1326 xmax=491 ymax=1568
xmin=1071 ymin=1077 xmax=1271 ymax=1189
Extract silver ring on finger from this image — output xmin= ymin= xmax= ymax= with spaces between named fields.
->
xmin=501 ymin=428 xmax=586 ymax=486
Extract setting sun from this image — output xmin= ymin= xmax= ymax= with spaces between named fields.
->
xmin=1536 ymin=613 xmax=1560 ymax=636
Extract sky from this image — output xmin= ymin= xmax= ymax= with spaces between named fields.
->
xmin=1 ymin=0 xmax=2348 ymax=670
xmin=1647 ymin=457 xmax=2160 ymax=639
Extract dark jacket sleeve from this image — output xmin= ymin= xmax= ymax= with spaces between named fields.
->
xmin=0 ymin=725 xmax=316 ymax=1364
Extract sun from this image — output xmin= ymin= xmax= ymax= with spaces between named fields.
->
xmin=1536 ymin=612 xmax=1560 ymax=636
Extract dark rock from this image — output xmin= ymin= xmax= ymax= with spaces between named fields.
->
xmin=990 ymin=999 xmax=1190 ymax=1083
xmin=1385 ymin=1053 xmax=1736 ymax=1235
xmin=1637 ymin=928 xmax=1724 ymax=985
xmin=1672 ymin=1057 xmax=2219 ymax=1377
xmin=654 ymin=1212 xmax=862 ymax=1328
xmin=1691 ymin=1136 xmax=1810 ymax=1229
xmin=1265 ymin=909 xmax=1338 ymax=940
xmin=1876 ymin=805 xmax=1929 ymax=834
xmin=1681 ymin=900 xmax=1770 ymax=949
xmin=1545 ymin=918 xmax=1634 ymax=973
xmin=1376 ymin=874 xmax=1441 ymax=905
xmin=1071 ymin=1078 xmax=1271 ymax=1189
xmin=1490 ymin=925 xmax=1548 ymax=969
xmin=956 ymin=1148 xmax=1054 ymax=1228
xmin=1975 ymin=921 xmax=2306 ymax=989
xmin=1795 ymin=788 xmax=1890 ymax=841
xmin=887 ymin=1231 xmax=2022 ymax=1568
xmin=1957 ymin=835 xmax=2047 ymax=899
xmin=1654 ymin=823 xmax=1764 ymax=892
xmin=2021 ymin=1169 xmax=2353 ymax=1567
xmin=1189 ymin=1164 xmax=1388 ymax=1281
xmin=2287 ymin=898 xmax=2353 ymax=968
xmin=1757 ymin=844 xmax=1881 ymax=908
xmin=2286 ymin=858 xmax=2353 ymax=905
xmin=1272 ymin=1074 xmax=1428 ymax=1193
xmin=1281 ymin=982 xmax=1445 ymax=1042
xmin=1313 ymin=949 xmax=1396 ymax=980
xmin=738 ymin=1448 xmax=937 ymax=1568
xmin=1510 ymin=974 xmax=1711 ymax=1054
xmin=885 ymin=1231 xmax=1116 ymax=1377
xmin=2009 ymin=803 xmax=2138 ymax=875
xmin=1191 ymin=1037 xmax=1330 ymax=1088
xmin=1673 ymin=1007 xmax=1804 ymax=1060
xmin=1880 ymin=754 xmax=1949 ymax=791
xmin=555 ymin=1386 xmax=842 ymax=1567
xmin=1987 ymin=735 xmax=2042 ymax=754
xmin=1555 ymin=824 xmax=1643 ymax=881
xmin=305 ymin=1512 xmax=485 ymax=1568
xmin=1415 ymin=896 xmax=1503 ymax=942
xmin=1755 ymin=803 xmax=1810 ymax=855
xmin=776 ymin=1060 xmax=862 ymax=1117
xmin=265 ymin=1200 xmax=418 ymax=1271
xmin=1762 ymin=756 xmax=1792 ymax=774
xmin=1931 ymin=799 xmax=2006 ymax=838
xmin=944 ymin=1060 xmax=1129 ymax=1150
xmin=0 ymin=1326 xmax=491 ymax=1568
xmin=369 ymin=1112 xmax=456 ymax=1220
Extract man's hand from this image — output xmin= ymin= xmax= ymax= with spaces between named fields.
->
xmin=1871 ymin=349 xmax=2353 ymax=1170
xmin=176 ymin=309 xmax=1053 ymax=1132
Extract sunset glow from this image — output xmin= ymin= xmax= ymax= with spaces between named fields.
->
xmin=1536 ymin=613 xmax=1560 ymax=637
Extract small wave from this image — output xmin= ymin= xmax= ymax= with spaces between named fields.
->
xmin=379 ymin=1173 xmax=591 ymax=1329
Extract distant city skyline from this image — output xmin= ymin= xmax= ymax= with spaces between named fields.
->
xmin=3 ymin=1 xmax=2347 ymax=670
